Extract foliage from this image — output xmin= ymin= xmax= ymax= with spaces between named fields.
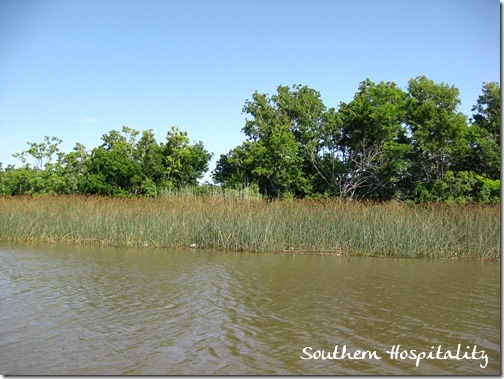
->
xmin=463 ymin=82 xmax=501 ymax=180
xmin=1 ymin=126 xmax=212 ymax=197
xmin=162 ymin=126 xmax=213 ymax=188
xmin=0 ymin=77 xmax=500 ymax=203
xmin=214 ymin=85 xmax=325 ymax=198
xmin=405 ymin=76 xmax=469 ymax=197
xmin=213 ymin=78 xmax=500 ymax=203
xmin=336 ymin=79 xmax=410 ymax=200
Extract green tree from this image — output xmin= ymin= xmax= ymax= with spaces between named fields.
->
xmin=213 ymin=142 xmax=255 ymax=189
xmin=8 ymin=136 xmax=65 ymax=194
xmin=57 ymin=143 xmax=90 ymax=194
xmin=12 ymin=136 xmax=63 ymax=171
xmin=215 ymin=85 xmax=329 ymax=198
xmin=472 ymin=81 xmax=500 ymax=139
xmin=301 ymin=107 xmax=342 ymax=197
xmin=465 ymin=81 xmax=500 ymax=180
xmin=335 ymin=79 xmax=410 ymax=200
xmin=161 ymin=126 xmax=213 ymax=188
xmin=134 ymin=130 xmax=164 ymax=196
xmin=82 ymin=126 xmax=142 ymax=195
xmin=405 ymin=76 xmax=469 ymax=199
xmin=242 ymin=88 xmax=309 ymax=198
xmin=0 ymin=165 xmax=42 ymax=195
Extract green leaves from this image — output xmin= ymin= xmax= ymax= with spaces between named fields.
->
xmin=214 ymin=77 xmax=499 ymax=202
xmin=84 ymin=125 xmax=212 ymax=195
xmin=12 ymin=136 xmax=63 ymax=171
xmin=162 ymin=126 xmax=213 ymax=188
xmin=466 ymin=82 xmax=501 ymax=180
xmin=1 ymin=77 xmax=499 ymax=203
xmin=216 ymin=84 xmax=326 ymax=198
xmin=3 ymin=126 xmax=212 ymax=196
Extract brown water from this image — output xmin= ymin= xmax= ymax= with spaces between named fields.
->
xmin=0 ymin=243 xmax=500 ymax=375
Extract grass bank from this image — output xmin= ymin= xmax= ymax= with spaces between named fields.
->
xmin=0 ymin=195 xmax=499 ymax=260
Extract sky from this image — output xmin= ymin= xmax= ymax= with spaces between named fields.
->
xmin=0 ymin=0 xmax=500 ymax=182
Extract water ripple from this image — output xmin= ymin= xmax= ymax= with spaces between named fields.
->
xmin=0 ymin=245 xmax=500 ymax=375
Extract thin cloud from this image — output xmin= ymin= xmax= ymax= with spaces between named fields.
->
xmin=73 ymin=117 xmax=97 ymax=123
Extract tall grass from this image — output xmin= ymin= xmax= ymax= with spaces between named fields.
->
xmin=0 ymin=194 xmax=499 ymax=260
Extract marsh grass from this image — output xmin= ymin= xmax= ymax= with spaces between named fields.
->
xmin=0 ymin=195 xmax=499 ymax=260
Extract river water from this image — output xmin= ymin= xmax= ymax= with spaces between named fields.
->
xmin=0 ymin=243 xmax=500 ymax=375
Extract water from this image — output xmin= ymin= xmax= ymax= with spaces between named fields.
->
xmin=0 ymin=243 xmax=500 ymax=375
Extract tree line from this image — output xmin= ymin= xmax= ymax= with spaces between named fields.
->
xmin=1 ymin=126 xmax=212 ymax=197
xmin=0 ymin=76 xmax=500 ymax=203
xmin=213 ymin=76 xmax=499 ymax=202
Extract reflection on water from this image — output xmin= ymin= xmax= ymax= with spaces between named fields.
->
xmin=0 ymin=243 xmax=500 ymax=375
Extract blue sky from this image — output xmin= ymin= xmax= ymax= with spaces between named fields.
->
xmin=0 ymin=0 xmax=500 ymax=182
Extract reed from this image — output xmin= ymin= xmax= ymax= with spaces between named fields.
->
xmin=0 ymin=195 xmax=499 ymax=260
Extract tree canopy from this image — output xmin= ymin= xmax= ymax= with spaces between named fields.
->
xmin=1 ymin=125 xmax=212 ymax=197
xmin=213 ymin=77 xmax=500 ymax=203
xmin=1 ymin=77 xmax=500 ymax=203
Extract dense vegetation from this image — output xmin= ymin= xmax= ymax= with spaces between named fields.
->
xmin=0 ymin=76 xmax=500 ymax=203
xmin=214 ymin=77 xmax=500 ymax=202
xmin=2 ymin=126 xmax=212 ymax=197
xmin=0 ymin=195 xmax=499 ymax=260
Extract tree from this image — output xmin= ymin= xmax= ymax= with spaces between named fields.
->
xmin=161 ymin=126 xmax=212 ymax=188
xmin=213 ymin=142 xmax=255 ymax=189
xmin=0 ymin=165 xmax=42 ymax=195
xmin=464 ymin=82 xmax=500 ymax=180
xmin=215 ymin=82 xmax=414 ymax=200
xmin=472 ymin=81 xmax=500 ymax=140
xmin=7 ymin=136 xmax=65 ymax=194
xmin=82 ymin=126 xmax=142 ymax=195
xmin=243 ymin=87 xmax=312 ymax=197
xmin=57 ymin=143 xmax=90 ymax=194
xmin=12 ymin=136 xmax=63 ymax=171
xmin=334 ymin=79 xmax=410 ymax=200
xmin=215 ymin=85 xmax=329 ymax=198
xmin=70 ymin=125 xmax=212 ymax=195
xmin=134 ymin=130 xmax=164 ymax=196
xmin=2 ymin=78 xmax=497 ymax=203
xmin=405 ymin=76 xmax=469 ymax=199
xmin=291 ymin=106 xmax=341 ymax=197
